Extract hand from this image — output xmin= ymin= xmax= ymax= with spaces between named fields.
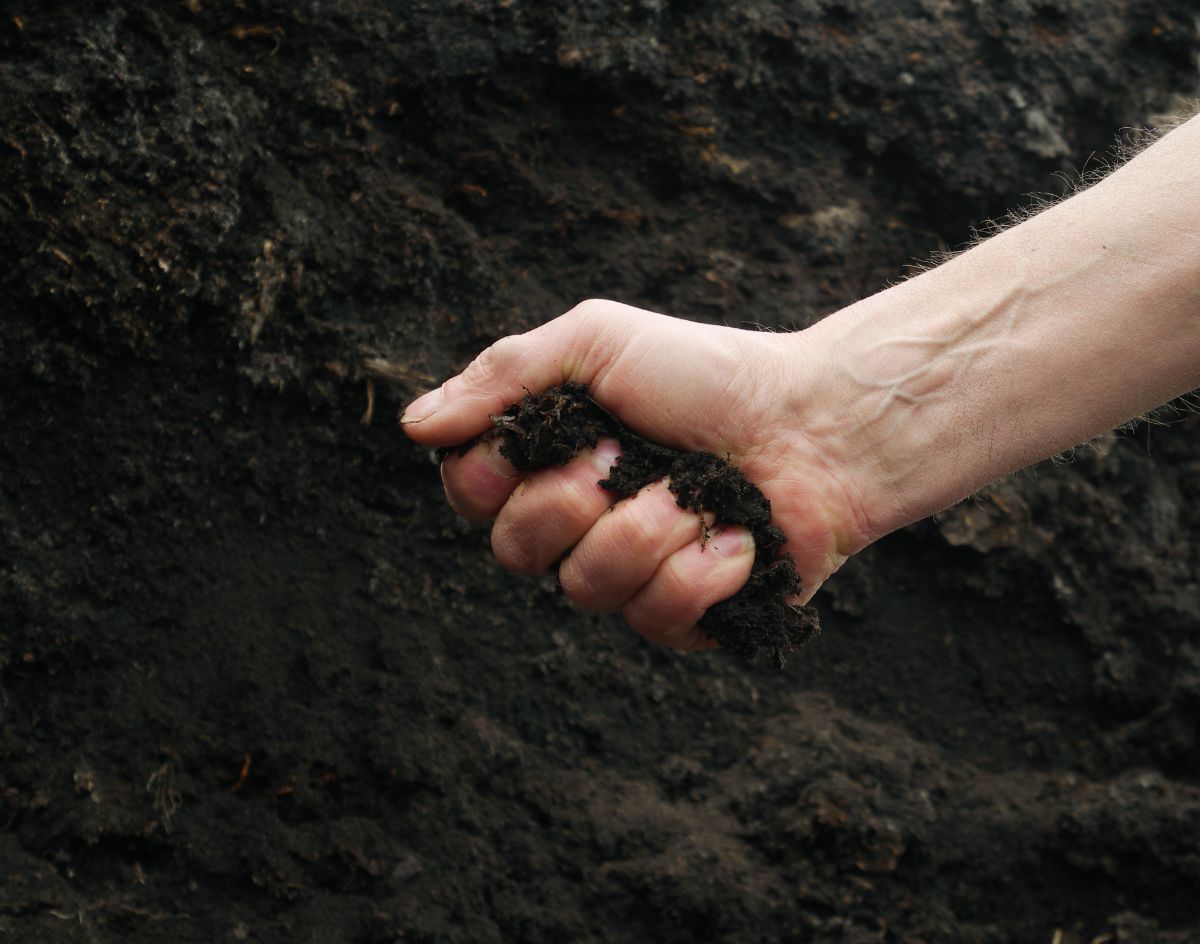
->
xmin=401 ymin=299 xmax=877 ymax=651
xmin=406 ymin=119 xmax=1200 ymax=654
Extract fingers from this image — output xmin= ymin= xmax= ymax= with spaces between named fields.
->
xmin=490 ymin=439 xmax=623 ymax=574
xmin=558 ymin=480 xmax=713 ymax=612
xmin=440 ymin=437 xmax=524 ymax=521
xmin=620 ymin=525 xmax=755 ymax=651
xmin=446 ymin=435 xmax=756 ymax=652
xmin=400 ymin=299 xmax=638 ymax=447
xmin=405 ymin=298 xmax=763 ymax=655
xmin=557 ymin=478 xmax=756 ymax=649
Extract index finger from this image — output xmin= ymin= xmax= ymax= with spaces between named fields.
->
xmin=399 ymin=300 xmax=637 ymax=447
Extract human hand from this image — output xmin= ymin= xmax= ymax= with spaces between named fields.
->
xmin=404 ymin=118 xmax=1200 ymax=655
xmin=401 ymin=299 xmax=877 ymax=651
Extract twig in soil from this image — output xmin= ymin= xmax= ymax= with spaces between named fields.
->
xmin=361 ymin=377 xmax=376 ymax=425
xmin=229 ymin=752 xmax=253 ymax=793
xmin=364 ymin=356 xmax=439 ymax=406
xmin=50 ymin=897 xmax=189 ymax=924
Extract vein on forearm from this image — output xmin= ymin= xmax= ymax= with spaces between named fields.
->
xmin=841 ymin=260 xmax=1049 ymax=425
xmin=810 ymin=113 xmax=1200 ymax=540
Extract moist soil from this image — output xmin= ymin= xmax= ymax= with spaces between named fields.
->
xmin=4 ymin=2 xmax=1200 ymax=942
xmin=485 ymin=382 xmax=819 ymax=665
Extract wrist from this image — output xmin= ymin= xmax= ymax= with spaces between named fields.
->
xmin=789 ymin=116 xmax=1200 ymax=547
xmin=787 ymin=305 xmax=939 ymax=547
xmin=793 ymin=245 xmax=1042 ymax=544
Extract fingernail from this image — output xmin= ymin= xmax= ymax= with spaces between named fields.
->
xmin=590 ymin=439 xmax=622 ymax=475
xmin=484 ymin=438 xmax=520 ymax=480
xmin=401 ymin=386 xmax=443 ymax=424
xmin=712 ymin=526 xmax=751 ymax=559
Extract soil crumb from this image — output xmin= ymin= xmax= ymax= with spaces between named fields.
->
xmin=488 ymin=382 xmax=820 ymax=666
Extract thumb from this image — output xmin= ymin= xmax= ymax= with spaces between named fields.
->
xmin=400 ymin=300 xmax=630 ymax=447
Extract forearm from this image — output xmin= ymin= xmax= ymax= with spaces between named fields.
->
xmin=803 ymin=115 xmax=1200 ymax=543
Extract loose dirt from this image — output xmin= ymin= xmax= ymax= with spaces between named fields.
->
xmin=486 ymin=382 xmax=819 ymax=665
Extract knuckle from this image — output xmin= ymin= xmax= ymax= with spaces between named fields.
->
xmin=620 ymin=601 xmax=658 ymax=640
xmin=656 ymin=555 xmax=698 ymax=606
xmin=554 ymin=469 xmax=598 ymax=514
xmin=490 ymin=519 xmax=537 ymax=574
xmin=461 ymin=335 xmax=522 ymax=387
xmin=590 ymin=484 xmax=668 ymax=562
xmin=555 ymin=298 xmax=633 ymax=384
xmin=558 ymin=558 xmax=601 ymax=609
xmin=490 ymin=333 xmax=525 ymax=362
xmin=623 ymin=571 xmax=693 ymax=643
xmin=563 ymin=298 xmax=619 ymax=335
xmin=566 ymin=297 xmax=605 ymax=319
xmin=621 ymin=501 xmax=663 ymax=555
xmin=457 ymin=353 xmax=492 ymax=389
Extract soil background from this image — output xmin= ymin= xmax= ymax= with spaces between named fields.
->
xmin=4 ymin=2 xmax=1200 ymax=942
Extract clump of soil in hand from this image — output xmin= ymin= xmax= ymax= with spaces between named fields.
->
xmin=488 ymin=382 xmax=820 ymax=667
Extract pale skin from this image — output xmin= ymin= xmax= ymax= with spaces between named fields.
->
xmin=402 ymin=115 xmax=1200 ymax=652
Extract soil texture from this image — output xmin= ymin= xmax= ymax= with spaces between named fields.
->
xmin=4 ymin=2 xmax=1200 ymax=943
xmin=488 ymin=382 xmax=819 ymax=665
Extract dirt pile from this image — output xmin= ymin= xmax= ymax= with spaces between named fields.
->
xmin=3 ymin=2 xmax=1200 ymax=942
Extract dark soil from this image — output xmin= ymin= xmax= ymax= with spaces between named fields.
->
xmin=486 ymin=382 xmax=819 ymax=665
xmin=4 ymin=2 xmax=1200 ymax=943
